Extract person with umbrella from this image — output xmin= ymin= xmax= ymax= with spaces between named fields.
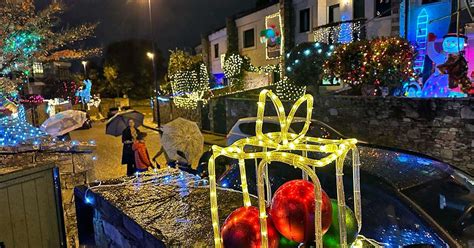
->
xmin=106 ymin=109 xmax=145 ymax=176
xmin=122 ymin=119 xmax=140 ymax=176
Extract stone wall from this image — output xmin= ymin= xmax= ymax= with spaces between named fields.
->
xmin=90 ymin=203 xmax=165 ymax=247
xmin=0 ymin=151 xmax=95 ymax=247
xmin=158 ymin=98 xmax=202 ymax=127
xmin=223 ymin=96 xmax=474 ymax=175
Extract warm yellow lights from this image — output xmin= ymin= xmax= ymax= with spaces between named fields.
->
xmin=264 ymin=12 xmax=284 ymax=60
xmin=146 ymin=52 xmax=154 ymax=59
xmin=171 ymin=64 xmax=209 ymax=109
xmin=208 ymin=90 xmax=361 ymax=248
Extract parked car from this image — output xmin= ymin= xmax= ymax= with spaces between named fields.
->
xmin=216 ymin=117 xmax=473 ymax=247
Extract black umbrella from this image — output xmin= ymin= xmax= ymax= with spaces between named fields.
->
xmin=106 ymin=110 xmax=144 ymax=136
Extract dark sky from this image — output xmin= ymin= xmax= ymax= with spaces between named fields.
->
xmin=38 ymin=0 xmax=256 ymax=57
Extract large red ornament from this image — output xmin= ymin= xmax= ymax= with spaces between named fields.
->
xmin=221 ymin=206 xmax=279 ymax=248
xmin=270 ymin=180 xmax=332 ymax=243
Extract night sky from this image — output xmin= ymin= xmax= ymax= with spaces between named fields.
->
xmin=38 ymin=0 xmax=256 ymax=57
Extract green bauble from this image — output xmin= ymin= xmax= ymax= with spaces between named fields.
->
xmin=323 ymin=200 xmax=359 ymax=248
xmin=279 ymin=236 xmax=300 ymax=248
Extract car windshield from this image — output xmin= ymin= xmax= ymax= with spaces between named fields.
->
xmin=401 ymin=170 xmax=474 ymax=244
xmin=290 ymin=121 xmax=342 ymax=139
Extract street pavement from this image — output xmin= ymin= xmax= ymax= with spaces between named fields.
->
xmin=70 ymin=120 xmax=167 ymax=180
xmin=70 ymin=119 xmax=226 ymax=181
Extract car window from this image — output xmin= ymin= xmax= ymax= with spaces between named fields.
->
xmin=290 ymin=121 xmax=341 ymax=139
xmin=239 ymin=122 xmax=281 ymax=136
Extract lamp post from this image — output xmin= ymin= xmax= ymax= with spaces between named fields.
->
xmin=146 ymin=0 xmax=161 ymax=127
xmin=81 ymin=61 xmax=88 ymax=77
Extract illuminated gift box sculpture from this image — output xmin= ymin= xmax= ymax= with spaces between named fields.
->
xmin=208 ymin=90 xmax=361 ymax=248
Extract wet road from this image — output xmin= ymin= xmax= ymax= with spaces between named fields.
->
xmin=70 ymin=120 xmax=167 ymax=180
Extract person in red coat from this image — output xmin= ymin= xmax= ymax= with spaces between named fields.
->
xmin=132 ymin=132 xmax=155 ymax=173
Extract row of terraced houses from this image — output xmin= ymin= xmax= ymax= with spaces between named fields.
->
xmin=194 ymin=0 xmax=473 ymax=93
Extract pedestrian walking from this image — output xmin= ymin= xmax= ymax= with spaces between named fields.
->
xmin=132 ymin=132 xmax=155 ymax=173
xmin=122 ymin=119 xmax=139 ymax=176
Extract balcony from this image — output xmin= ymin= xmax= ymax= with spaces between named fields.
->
xmin=313 ymin=18 xmax=366 ymax=44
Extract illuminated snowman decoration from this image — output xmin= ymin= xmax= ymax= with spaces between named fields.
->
xmin=422 ymin=33 xmax=468 ymax=97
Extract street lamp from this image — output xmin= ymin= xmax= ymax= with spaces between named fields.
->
xmin=146 ymin=0 xmax=161 ymax=127
xmin=147 ymin=52 xmax=154 ymax=60
xmin=146 ymin=51 xmax=160 ymax=126
xmin=81 ymin=61 xmax=88 ymax=77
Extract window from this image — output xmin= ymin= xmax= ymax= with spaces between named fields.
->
xmin=214 ymin=43 xmax=219 ymax=58
xmin=328 ymin=4 xmax=340 ymax=23
xmin=375 ymin=0 xmax=391 ymax=17
xmin=243 ymin=28 xmax=255 ymax=48
xmin=299 ymin=8 xmax=310 ymax=33
xmin=353 ymin=0 xmax=365 ymax=19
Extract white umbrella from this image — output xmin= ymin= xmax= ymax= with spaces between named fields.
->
xmin=161 ymin=118 xmax=204 ymax=168
xmin=40 ymin=110 xmax=87 ymax=137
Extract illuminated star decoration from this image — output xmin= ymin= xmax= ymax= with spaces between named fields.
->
xmin=208 ymin=89 xmax=362 ymax=248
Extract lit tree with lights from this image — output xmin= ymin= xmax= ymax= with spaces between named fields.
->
xmin=324 ymin=37 xmax=415 ymax=95
xmin=285 ymin=42 xmax=334 ymax=95
xmin=0 ymin=0 xmax=98 ymax=96
xmin=168 ymin=49 xmax=210 ymax=109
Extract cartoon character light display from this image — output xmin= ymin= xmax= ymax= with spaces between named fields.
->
xmin=208 ymin=90 xmax=362 ymax=247
xmin=260 ymin=24 xmax=281 ymax=48
xmin=422 ymin=33 xmax=470 ymax=97
xmin=75 ymin=79 xmax=93 ymax=109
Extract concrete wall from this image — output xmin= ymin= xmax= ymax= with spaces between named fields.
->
xmin=366 ymin=17 xmax=393 ymax=38
xmin=236 ymin=4 xmax=281 ymax=67
xmin=158 ymin=99 xmax=202 ymax=127
xmin=222 ymin=96 xmax=474 ymax=175
xmin=208 ymin=28 xmax=228 ymax=75
xmin=293 ymin=0 xmax=318 ymax=44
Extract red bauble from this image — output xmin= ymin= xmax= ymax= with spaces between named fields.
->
xmin=269 ymin=180 xmax=332 ymax=243
xmin=221 ymin=206 xmax=279 ymax=248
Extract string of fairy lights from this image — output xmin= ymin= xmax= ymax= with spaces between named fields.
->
xmin=170 ymin=63 xmax=210 ymax=109
xmin=275 ymin=78 xmax=306 ymax=101
xmin=313 ymin=20 xmax=362 ymax=44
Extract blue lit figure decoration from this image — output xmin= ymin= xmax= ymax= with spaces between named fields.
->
xmin=76 ymin=79 xmax=93 ymax=109
xmin=421 ymin=33 xmax=468 ymax=97
xmin=82 ymin=79 xmax=92 ymax=104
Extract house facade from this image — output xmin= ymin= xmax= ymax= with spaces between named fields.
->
xmin=201 ymin=0 xmax=471 ymax=92
xmin=208 ymin=28 xmax=227 ymax=86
